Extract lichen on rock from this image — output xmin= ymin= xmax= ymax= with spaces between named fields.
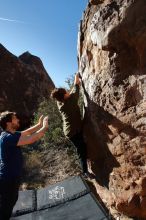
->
xmin=78 ymin=0 xmax=146 ymax=218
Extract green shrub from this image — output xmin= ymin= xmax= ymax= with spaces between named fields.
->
xmin=22 ymin=98 xmax=81 ymax=189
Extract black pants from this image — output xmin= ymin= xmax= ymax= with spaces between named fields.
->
xmin=0 ymin=179 xmax=20 ymax=220
xmin=70 ymin=132 xmax=88 ymax=173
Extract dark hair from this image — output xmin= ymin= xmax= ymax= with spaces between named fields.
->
xmin=0 ymin=111 xmax=16 ymax=130
xmin=51 ymin=88 xmax=67 ymax=102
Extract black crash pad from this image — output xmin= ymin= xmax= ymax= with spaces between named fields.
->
xmin=11 ymin=176 xmax=110 ymax=220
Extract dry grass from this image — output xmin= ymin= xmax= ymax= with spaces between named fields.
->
xmin=22 ymin=144 xmax=81 ymax=189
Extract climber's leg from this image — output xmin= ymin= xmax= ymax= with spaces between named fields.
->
xmin=70 ymin=132 xmax=88 ymax=174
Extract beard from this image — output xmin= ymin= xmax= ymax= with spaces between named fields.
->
xmin=12 ymin=122 xmax=20 ymax=130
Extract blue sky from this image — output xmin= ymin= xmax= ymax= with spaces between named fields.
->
xmin=0 ymin=0 xmax=88 ymax=86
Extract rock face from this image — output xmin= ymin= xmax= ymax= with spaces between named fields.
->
xmin=78 ymin=0 xmax=146 ymax=219
xmin=0 ymin=44 xmax=54 ymax=128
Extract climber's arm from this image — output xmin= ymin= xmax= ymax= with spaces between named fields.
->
xmin=70 ymin=73 xmax=80 ymax=98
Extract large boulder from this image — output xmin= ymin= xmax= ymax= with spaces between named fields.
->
xmin=78 ymin=0 xmax=146 ymax=218
xmin=0 ymin=44 xmax=54 ymax=128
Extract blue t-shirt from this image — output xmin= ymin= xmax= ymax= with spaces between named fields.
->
xmin=0 ymin=131 xmax=22 ymax=180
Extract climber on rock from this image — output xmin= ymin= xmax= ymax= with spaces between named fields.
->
xmin=51 ymin=73 xmax=95 ymax=179
xmin=0 ymin=111 xmax=48 ymax=220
